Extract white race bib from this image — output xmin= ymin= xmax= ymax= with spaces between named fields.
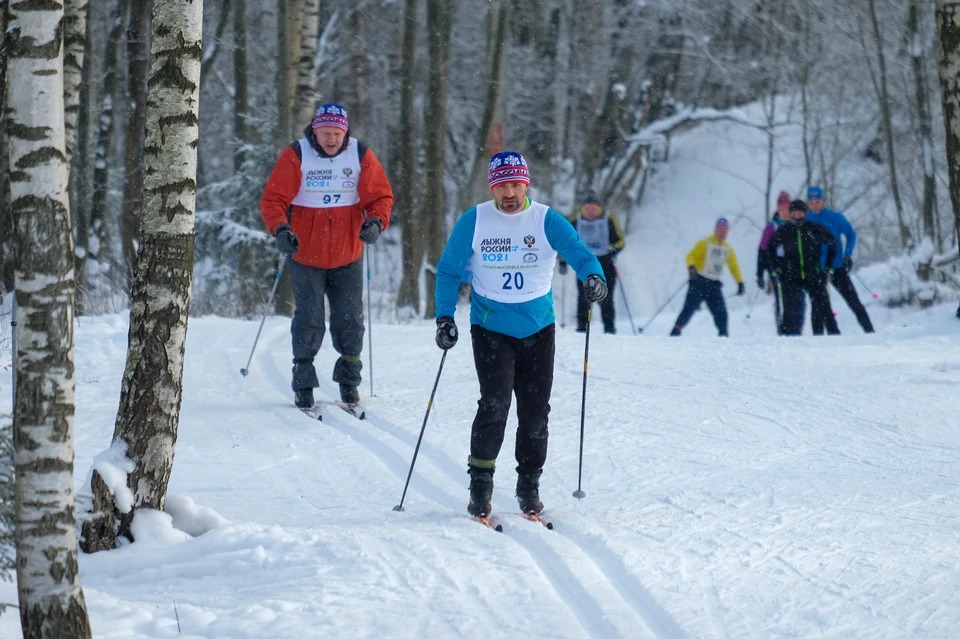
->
xmin=290 ymin=137 xmax=362 ymax=208
xmin=469 ymin=201 xmax=558 ymax=303
xmin=702 ymin=243 xmax=729 ymax=281
xmin=576 ymin=217 xmax=611 ymax=256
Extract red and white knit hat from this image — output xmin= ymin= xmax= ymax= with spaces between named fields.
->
xmin=488 ymin=151 xmax=531 ymax=188
xmin=311 ymin=103 xmax=349 ymax=131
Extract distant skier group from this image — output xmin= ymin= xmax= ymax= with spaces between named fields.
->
xmin=255 ymin=101 xmax=875 ymax=519
xmin=669 ymin=187 xmax=874 ymax=337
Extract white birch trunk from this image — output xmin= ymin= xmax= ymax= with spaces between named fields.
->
xmin=62 ymin=0 xmax=88 ymax=165
xmin=85 ymin=0 xmax=202 ymax=549
xmin=6 ymin=0 xmax=92 ymax=635
xmin=295 ymin=0 xmax=321 ymax=129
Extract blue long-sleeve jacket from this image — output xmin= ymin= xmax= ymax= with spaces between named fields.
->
xmin=435 ymin=201 xmax=605 ymax=339
xmin=807 ymin=207 xmax=856 ymax=269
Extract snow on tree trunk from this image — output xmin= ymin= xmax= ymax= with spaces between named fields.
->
xmin=294 ymin=0 xmax=320 ymax=129
xmin=86 ymin=0 xmax=202 ymax=549
xmin=6 ymin=0 xmax=93 ymax=635
xmin=62 ymin=0 xmax=88 ymax=166
xmin=935 ymin=0 xmax=960 ymax=320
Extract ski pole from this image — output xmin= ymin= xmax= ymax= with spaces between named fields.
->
xmin=393 ymin=349 xmax=448 ymax=512
xmin=744 ymin=289 xmax=761 ymax=319
xmin=615 ymin=266 xmax=638 ymax=335
xmin=559 ymin=273 xmax=567 ymax=328
xmin=852 ymin=271 xmax=879 ymax=300
xmin=639 ymin=280 xmax=688 ymax=333
xmin=573 ymin=310 xmax=591 ymax=500
xmin=240 ymin=255 xmax=287 ymax=377
xmin=366 ymin=245 xmax=374 ymax=398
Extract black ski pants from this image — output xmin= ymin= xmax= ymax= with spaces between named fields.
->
xmin=290 ymin=258 xmax=364 ymax=391
xmin=469 ymin=323 xmax=555 ymax=475
xmin=577 ymin=257 xmax=617 ymax=332
xmin=830 ymin=268 xmax=874 ymax=333
xmin=782 ymin=276 xmax=838 ymax=335
xmin=673 ymin=277 xmax=728 ymax=336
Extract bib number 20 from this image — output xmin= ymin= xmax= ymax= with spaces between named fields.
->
xmin=502 ymin=271 xmax=524 ymax=291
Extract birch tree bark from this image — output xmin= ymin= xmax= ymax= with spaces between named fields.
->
xmin=294 ymin=0 xmax=320 ymax=129
xmin=6 ymin=0 xmax=92 ymax=633
xmin=62 ymin=0 xmax=88 ymax=165
xmin=276 ymin=0 xmax=305 ymax=145
xmin=422 ymin=0 xmax=454 ymax=319
xmin=84 ymin=0 xmax=203 ymax=550
xmin=0 ymin=0 xmax=10 ymax=294
xmin=935 ymin=0 xmax=960 ymax=319
xmin=394 ymin=0 xmax=421 ymax=315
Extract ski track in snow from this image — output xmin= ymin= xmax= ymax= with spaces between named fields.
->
xmin=260 ymin=325 xmax=671 ymax=638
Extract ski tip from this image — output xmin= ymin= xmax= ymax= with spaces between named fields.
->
xmin=545 ymin=521 xmax=554 ymax=530
xmin=359 ymin=411 xmax=366 ymax=420
xmin=495 ymin=524 xmax=503 ymax=532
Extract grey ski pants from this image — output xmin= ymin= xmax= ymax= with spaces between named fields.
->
xmin=290 ymin=258 xmax=364 ymax=391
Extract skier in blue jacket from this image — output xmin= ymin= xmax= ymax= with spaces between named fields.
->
xmin=434 ymin=151 xmax=607 ymax=518
xmin=806 ymin=186 xmax=874 ymax=333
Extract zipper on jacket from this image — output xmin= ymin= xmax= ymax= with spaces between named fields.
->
xmin=797 ymin=228 xmax=805 ymax=280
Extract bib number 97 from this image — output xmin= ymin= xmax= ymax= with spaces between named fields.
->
xmin=322 ymin=194 xmax=341 ymax=205
xmin=502 ymin=271 xmax=524 ymax=290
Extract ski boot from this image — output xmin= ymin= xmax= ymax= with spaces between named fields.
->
xmin=339 ymin=384 xmax=360 ymax=406
xmin=294 ymin=388 xmax=314 ymax=409
xmin=516 ymin=469 xmax=544 ymax=515
xmin=467 ymin=467 xmax=494 ymax=517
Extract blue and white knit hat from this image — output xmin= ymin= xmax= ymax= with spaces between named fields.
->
xmin=311 ymin=103 xmax=349 ymax=131
xmin=488 ymin=151 xmax=531 ymax=188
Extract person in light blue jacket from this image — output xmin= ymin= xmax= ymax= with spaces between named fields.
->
xmin=434 ymin=151 xmax=607 ymax=519
xmin=806 ymin=186 xmax=874 ymax=333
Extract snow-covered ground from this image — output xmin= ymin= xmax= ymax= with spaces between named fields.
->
xmin=2 ymin=109 xmax=959 ymax=637
xmin=1 ymin=300 xmax=959 ymax=638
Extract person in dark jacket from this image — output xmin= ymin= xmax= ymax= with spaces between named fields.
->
xmin=758 ymin=190 xmax=805 ymax=334
xmin=559 ymin=191 xmax=626 ymax=334
xmin=766 ymin=200 xmax=839 ymax=335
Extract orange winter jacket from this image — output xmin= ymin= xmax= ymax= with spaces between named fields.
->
xmin=260 ymin=131 xmax=394 ymax=269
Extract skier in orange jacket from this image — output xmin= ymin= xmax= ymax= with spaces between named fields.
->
xmin=260 ymin=103 xmax=394 ymax=409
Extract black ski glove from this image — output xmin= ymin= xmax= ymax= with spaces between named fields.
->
xmin=583 ymin=274 xmax=608 ymax=303
xmin=688 ymin=266 xmax=698 ymax=281
xmin=359 ymin=218 xmax=382 ymax=244
xmin=737 ymin=282 xmax=746 ymax=296
xmin=275 ymin=224 xmax=299 ymax=255
xmin=843 ymin=256 xmax=852 ymax=271
xmin=558 ymin=261 xmax=568 ymax=275
xmin=436 ymin=316 xmax=458 ymax=350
